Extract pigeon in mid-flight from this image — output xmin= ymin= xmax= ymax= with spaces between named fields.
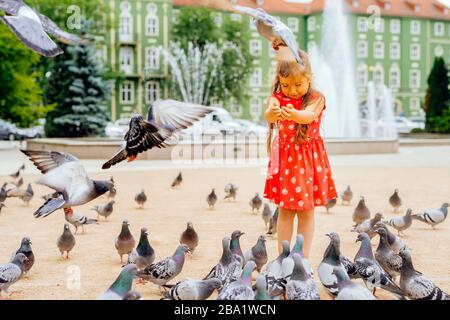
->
xmin=0 ymin=0 xmax=87 ymax=57
xmin=9 ymin=163 xmax=25 ymax=179
xmin=102 ymin=99 xmax=212 ymax=169
xmin=171 ymin=172 xmax=183 ymax=188
xmin=223 ymin=183 xmax=238 ymax=201
xmin=20 ymin=149 xmax=115 ymax=218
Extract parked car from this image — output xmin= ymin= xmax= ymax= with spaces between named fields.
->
xmin=0 ymin=119 xmax=42 ymax=140
xmin=104 ymin=118 xmax=130 ymax=138
xmin=235 ymin=119 xmax=268 ymax=136
xmin=408 ymin=116 xmax=425 ymax=130
xmin=395 ymin=116 xmax=424 ymax=134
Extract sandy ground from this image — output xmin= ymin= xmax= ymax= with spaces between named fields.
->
xmin=1 ymin=153 xmax=450 ymax=300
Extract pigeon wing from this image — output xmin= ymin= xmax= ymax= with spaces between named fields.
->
xmin=274 ymin=25 xmax=303 ymax=65
xmin=0 ymin=0 xmax=21 ymax=14
xmin=21 ymin=149 xmax=78 ymax=174
xmin=38 ymin=13 xmax=87 ymax=45
xmin=0 ymin=264 xmax=21 ymax=283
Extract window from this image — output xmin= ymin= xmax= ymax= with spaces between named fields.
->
xmin=389 ymin=65 xmax=400 ymax=88
xmin=250 ymin=98 xmax=261 ymax=119
xmin=373 ymin=67 xmax=384 ymax=85
xmin=147 ymin=3 xmax=157 ymax=14
xmin=357 ymin=41 xmax=368 ymax=58
xmin=288 ymin=18 xmax=299 ymax=33
xmin=410 ymin=20 xmax=420 ymax=35
xmin=410 ymin=98 xmax=420 ymax=110
xmin=390 ymin=43 xmax=400 ymax=60
xmin=374 ymin=18 xmax=384 ymax=33
xmin=146 ymin=15 xmax=158 ymax=36
xmin=119 ymin=15 xmax=133 ymax=41
xmin=374 ymin=42 xmax=384 ymax=59
xmin=229 ymin=99 xmax=241 ymax=116
xmin=250 ymin=69 xmax=262 ymax=87
xmin=145 ymin=47 xmax=160 ymax=69
xmin=119 ymin=47 xmax=133 ymax=74
xmin=410 ymin=70 xmax=420 ymax=88
xmin=307 ymin=17 xmax=315 ymax=32
xmin=172 ymin=10 xmax=179 ymax=23
xmin=410 ymin=44 xmax=420 ymax=60
xmin=357 ymin=17 xmax=367 ymax=32
xmin=120 ymin=81 xmax=134 ymax=104
xmin=250 ymin=40 xmax=262 ymax=56
xmin=434 ymin=22 xmax=444 ymax=36
xmin=146 ymin=81 xmax=160 ymax=103
xmin=435 ymin=45 xmax=444 ymax=57
xmin=357 ymin=65 xmax=368 ymax=87
xmin=390 ymin=19 xmax=400 ymax=34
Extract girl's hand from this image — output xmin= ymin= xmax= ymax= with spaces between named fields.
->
xmin=269 ymin=98 xmax=282 ymax=119
xmin=281 ymin=104 xmax=295 ymax=120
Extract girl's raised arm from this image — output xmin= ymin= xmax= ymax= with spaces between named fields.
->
xmin=290 ymin=95 xmax=325 ymax=125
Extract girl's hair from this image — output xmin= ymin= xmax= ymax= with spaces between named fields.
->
xmin=266 ymin=49 xmax=321 ymax=154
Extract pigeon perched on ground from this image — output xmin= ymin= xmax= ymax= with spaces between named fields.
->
xmin=128 ymin=227 xmax=155 ymax=270
xmin=351 ymin=212 xmax=383 ymax=238
xmin=261 ymin=204 xmax=272 ymax=229
xmin=224 ymin=183 xmax=238 ymax=201
xmin=115 ymin=220 xmax=136 ymax=264
xmin=249 ymin=193 xmax=263 ymax=213
xmin=411 ymin=203 xmax=449 ymax=229
xmin=389 ymin=189 xmax=402 ymax=213
xmin=10 ymin=177 xmax=23 ymax=188
xmin=262 ymin=240 xmax=290 ymax=299
xmin=21 ymin=149 xmax=115 ymax=218
xmin=102 ymin=100 xmax=212 ymax=169
xmin=399 ymin=249 xmax=449 ymax=300
xmin=230 ymin=230 xmax=245 ymax=267
xmin=383 ymin=209 xmax=413 ymax=236
xmin=122 ymin=290 xmax=142 ymax=300
xmin=352 ymin=196 xmax=371 ymax=226
xmin=374 ymin=228 xmax=402 ymax=280
xmin=206 ymin=188 xmax=217 ymax=209
xmin=0 ymin=183 xmax=7 ymax=203
xmin=285 ymin=253 xmax=320 ymax=300
xmin=179 ymin=222 xmax=199 ymax=254
xmin=0 ymin=0 xmax=87 ymax=57
xmin=325 ymin=198 xmax=337 ymax=214
xmin=332 ymin=268 xmax=376 ymax=300
xmin=244 ymin=235 xmax=268 ymax=273
xmin=0 ymin=202 xmax=5 ymax=214
xmin=203 ymin=236 xmax=241 ymax=288
xmin=9 ymin=163 xmax=25 ymax=179
xmin=135 ymin=190 xmax=147 ymax=209
xmin=255 ymin=274 xmax=271 ymax=300
xmin=97 ymin=264 xmax=138 ymax=300
xmin=354 ymin=233 xmax=405 ymax=299
xmin=340 ymin=185 xmax=353 ymax=205
xmin=57 ymin=223 xmax=76 ymax=259
xmin=163 ymin=278 xmax=222 ymax=300
xmin=372 ymin=223 xmax=407 ymax=254
xmin=171 ymin=172 xmax=182 ymax=188
xmin=217 ymin=261 xmax=256 ymax=300
xmin=0 ymin=253 xmax=28 ymax=298
xmin=12 ymin=237 xmax=34 ymax=274
xmin=282 ymin=234 xmax=313 ymax=279
xmin=64 ymin=207 xmax=97 ymax=234
xmin=6 ymin=183 xmax=33 ymax=206
xmin=267 ymin=207 xmax=279 ymax=236
xmin=91 ymin=201 xmax=115 ymax=221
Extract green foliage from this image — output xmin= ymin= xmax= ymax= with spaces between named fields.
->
xmin=426 ymin=109 xmax=450 ymax=133
xmin=410 ymin=128 xmax=425 ymax=133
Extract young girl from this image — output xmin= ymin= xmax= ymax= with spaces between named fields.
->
xmin=263 ymin=50 xmax=338 ymax=258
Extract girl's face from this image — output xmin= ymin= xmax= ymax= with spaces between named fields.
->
xmin=279 ymin=73 xmax=310 ymax=100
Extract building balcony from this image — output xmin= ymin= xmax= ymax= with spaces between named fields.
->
xmin=118 ymin=33 xmax=137 ymax=46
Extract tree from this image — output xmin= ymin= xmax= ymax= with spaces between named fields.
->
xmin=424 ymin=57 xmax=450 ymax=132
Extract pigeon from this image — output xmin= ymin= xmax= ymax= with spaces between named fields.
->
xmin=206 ymin=188 xmax=217 ymax=209
xmin=203 ymin=236 xmax=241 ymax=288
xmin=285 ymin=253 xmax=320 ymax=300
xmin=230 ymin=230 xmax=245 ymax=267
xmin=171 ymin=172 xmax=182 ymax=188
xmin=352 ymin=196 xmax=371 ymax=226
xmin=10 ymin=177 xmax=23 ymax=188
xmin=318 ymin=232 xmax=357 ymax=298
xmin=255 ymin=274 xmax=271 ymax=300
xmin=383 ymin=208 xmax=413 ymax=236
xmin=115 ymin=220 xmax=136 ymax=264
xmin=128 ymin=227 xmax=155 ymax=270
xmin=6 ymin=183 xmax=33 ymax=206
xmin=340 ymin=185 xmax=353 ymax=205
xmin=97 ymin=264 xmax=138 ymax=300
xmin=372 ymin=223 xmax=407 ymax=254
xmin=179 ymin=222 xmax=199 ymax=254
xmin=332 ymin=268 xmax=376 ymax=300
xmin=282 ymin=234 xmax=313 ymax=279
xmin=56 ymin=223 xmax=76 ymax=259
xmin=224 ymin=183 xmax=238 ymax=201
xmin=261 ymin=203 xmax=272 ymax=229
xmin=12 ymin=237 xmax=34 ymax=274
xmin=389 ymin=189 xmax=402 ymax=212
xmin=0 ymin=202 xmax=5 ymax=214
xmin=374 ymin=228 xmax=402 ymax=279
xmin=20 ymin=149 xmax=115 ymax=218
xmin=122 ymin=290 xmax=142 ymax=300
xmin=244 ymin=235 xmax=268 ymax=273
xmin=354 ymin=233 xmax=405 ymax=299
xmin=351 ymin=212 xmax=383 ymax=238
xmin=0 ymin=253 xmax=28 ymax=298
xmin=0 ymin=0 xmax=87 ymax=57
xmin=41 ymin=191 xmax=59 ymax=201
xmin=137 ymin=244 xmax=190 ymax=292
xmin=399 ymin=249 xmax=449 ymax=300
xmin=107 ymin=177 xmax=116 ymax=199
xmin=135 ymin=190 xmax=147 ymax=209
xmin=9 ymin=163 xmax=24 ymax=179
xmin=325 ymin=198 xmax=337 ymax=214
xmin=163 ymin=278 xmax=222 ymax=300
xmin=230 ymin=5 xmax=304 ymax=66
xmin=64 ymin=207 xmax=97 ymax=234
xmin=411 ymin=203 xmax=449 ymax=229
xmin=217 ymin=261 xmax=256 ymax=300
xmin=0 ymin=183 xmax=7 ymax=203
xmin=262 ymin=240 xmax=290 ymax=299
xmin=267 ymin=207 xmax=279 ymax=236
xmin=249 ymin=193 xmax=263 ymax=213
xmin=102 ymin=100 xmax=212 ymax=169
xmin=91 ymin=201 xmax=115 ymax=221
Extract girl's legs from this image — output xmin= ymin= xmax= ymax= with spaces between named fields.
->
xmin=296 ymin=209 xmax=315 ymax=258
xmin=276 ymin=208 xmax=296 ymax=253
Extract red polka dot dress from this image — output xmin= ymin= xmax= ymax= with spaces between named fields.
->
xmin=263 ymin=91 xmax=338 ymax=211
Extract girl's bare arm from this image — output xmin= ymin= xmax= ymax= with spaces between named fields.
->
xmin=290 ymin=96 xmax=325 ymax=125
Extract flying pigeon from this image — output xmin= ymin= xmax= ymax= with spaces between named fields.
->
xmin=217 ymin=261 xmax=256 ymax=300
xmin=411 ymin=203 xmax=449 ymax=229
xmin=285 ymin=253 xmax=320 ymax=300
xmin=352 ymin=196 xmax=371 ymax=226
xmin=0 ymin=183 xmax=7 ymax=203
xmin=97 ymin=264 xmax=138 ymax=300
xmin=102 ymin=99 xmax=212 ymax=169
xmin=10 ymin=177 xmax=23 ymax=188
xmin=249 ymin=193 xmax=263 ymax=213
xmin=332 ymin=267 xmax=376 ymax=300
xmin=107 ymin=177 xmax=116 ymax=199
xmin=6 ymin=183 xmax=33 ymax=206
xmin=135 ymin=190 xmax=147 ymax=209
xmin=261 ymin=203 xmax=272 ymax=229
xmin=179 ymin=222 xmax=199 ymax=254
xmin=12 ymin=237 xmax=34 ymax=275
xmin=255 ymin=274 xmax=271 ymax=300
xmin=282 ymin=234 xmax=313 ymax=279
xmin=325 ymin=198 xmax=337 ymax=214
xmin=374 ymin=227 xmax=402 ymax=280
xmin=383 ymin=208 xmax=413 ymax=236
xmin=163 ymin=278 xmax=222 ymax=300
xmin=20 ymin=149 xmax=115 ymax=218
xmin=171 ymin=172 xmax=183 ymax=188
xmin=9 ymin=163 xmax=24 ymax=179
xmin=0 ymin=253 xmax=28 ymax=298
xmin=64 ymin=207 xmax=97 ymax=234
xmin=389 ymin=189 xmax=402 ymax=213
xmin=91 ymin=201 xmax=115 ymax=221
xmin=57 ymin=223 xmax=76 ymax=259
xmin=244 ymin=235 xmax=268 ymax=273
xmin=351 ymin=212 xmax=383 ymax=238
xmin=340 ymin=185 xmax=353 ymax=205
xmin=267 ymin=207 xmax=279 ymax=236
xmin=115 ymin=220 xmax=136 ymax=264
xmin=207 ymin=188 xmax=217 ymax=209
xmin=0 ymin=202 xmax=5 ymax=214
xmin=224 ymin=183 xmax=238 ymax=201
xmin=128 ymin=227 xmax=155 ymax=270
xmin=261 ymin=240 xmax=290 ymax=299
xmin=230 ymin=230 xmax=245 ymax=267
